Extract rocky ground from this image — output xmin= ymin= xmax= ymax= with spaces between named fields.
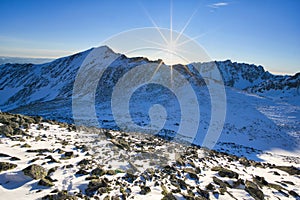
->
xmin=0 ymin=112 xmax=299 ymax=200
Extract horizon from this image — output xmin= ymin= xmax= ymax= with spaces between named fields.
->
xmin=0 ymin=45 xmax=298 ymax=76
xmin=0 ymin=0 xmax=299 ymax=75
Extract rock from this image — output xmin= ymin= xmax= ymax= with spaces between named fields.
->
xmin=253 ymin=175 xmax=268 ymax=187
xmin=65 ymin=164 xmax=74 ymax=169
xmin=38 ymin=178 xmax=54 ymax=187
xmin=45 ymin=155 xmax=60 ymax=163
xmin=183 ymin=168 xmax=199 ymax=180
xmin=85 ymin=179 xmax=109 ymax=196
xmin=26 ymin=149 xmax=52 ymax=153
xmin=42 ymin=191 xmax=78 ymax=200
xmin=176 ymin=157 xmax=185 ymax=166
xmin=103 ymin=130 xmax=114 ymax=139
xmin=0 ymin=125 xmax=14 ymax=137
xmin=76 ymin=169 xmax=89 ymax=176
xmin=197 ymin=188 xmax=210 ymax=199
xmin=45 ymin=176 xmax=57 ymax=182
xmin=273 ymin=166 xmax=300 ymax=175
xmin=50 ymin=189 xmax=59 ymax=193
xmin=106 ymin=169 xmax=116 ymax=175
xmin=123 ymin=172 xmax=138 ymax=183
xmin=289 ymin=190 xmax=300 ymax=198
xmin=10 ymin=156 xmax=21 ymax=161
xmin=282 ymin=180 xmax=295 ymax=185
xmin=91 ymin=167 xmax=106 ymax=176
xmin=77 ymin=159 xmax=92 ymax=166
xmin=205 ymin=183 xmax=215 ymax=190
xmin=9 ymin=121 xmax=19 ymax=129
xmin=76 ymin=144 xmax=89 ymax=152
xmin=22 ymin=164 xmax=47 ymax=179
xmin=115 ymin=169 xmax=125 ymax=174
xmin=34 ymin=116 xmax=43 ymax=124
xmin=278 ymin=190 xmax=289 ymax=197
xmin=120 ymin=187 xmax=130 ymax=198
xmin=162 ymin=193 xmax=177 ymax=200
xmin=232 ymin=178 xmax=244 ymax=188
xmin=28 ymin=157 xmax=40 ymax=163
xmin=111 ymin=139 xmax=130 ymax=150
xmin=177 ymin=178 xmax=188 ymax=190
xmin=23 ymin=123 xmax=31 ymax=129
xmin=13 ymin=128 xmax=26 ymax=136
xmin=0 ymin=115 xmax=9 ymax=124
xmin=163 ymin=165 xmax=176 ymax=174
xmin=239 ymin=157 xmax=250 ymax=167
xmin=140 ymin=186 xmax=151 ymax=195
xmin=213 ymin=176 xmax=230 ymax=188
xmin=21 ymin=143 xmax=32 ymax=148
xmin=245 ymin=180 xmax=264 ymax=200
xmin=218 ymin=187 xmax=227 ymax=195
xmin=103 ymin=196 xmax=110 ymax=200
xmin=0 ymin=153 xmax=10 ymax=157
xmin=0 ymin=162 xmax=17 ymax=172
xmin=171 ymin=188 xmax=181 ymax=193
xmin=111 ymin=195 xmax=120 ymax=200
xmin=64 ymin=151 xmax=74 ymax=158
xmin=161 ymin=185 xmax=168 ymax=196
xmin=211 ymin=166 xmax=239 ymax=179
xmin=85 ymin=175 xmax=99 ymax=181
xmin=273 ymin=171 xmax=280 ymax=176
xmin=268 ymin=183 xmax=284 ymax=191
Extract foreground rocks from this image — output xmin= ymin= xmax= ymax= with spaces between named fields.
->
xmin=22 ymin=164 xmax=47 ymax=179
xmin=0 ymin=162 xmax=17 ymax=172
xmin=0 ymin=112 xmax=299 ymax=200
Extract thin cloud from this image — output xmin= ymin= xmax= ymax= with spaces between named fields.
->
xmin=208 ymin=2 xmax=229 ymax=9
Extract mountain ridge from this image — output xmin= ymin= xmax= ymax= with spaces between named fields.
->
xmin=0 ymin=46 xmax=299 ymax=161
xmin=0 ymin=46 xmax=298 ymax=111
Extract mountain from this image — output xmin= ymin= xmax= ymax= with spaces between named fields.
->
xmin=0 ymin=56 xmax=53 ymax=65
xmin=0 ymin=46 xmax=299 ymax=161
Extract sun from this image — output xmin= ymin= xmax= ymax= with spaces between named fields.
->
xmin=139 ymin=1 xmax=202 ymax=67
xmin=103 ymin=1 xmax=211 ymax=80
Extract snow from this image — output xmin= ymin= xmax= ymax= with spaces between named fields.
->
xmin=1 ymin=120 xmax=299 ymax=199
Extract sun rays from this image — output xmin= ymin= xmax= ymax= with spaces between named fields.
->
xmin=141 ymin=0 xmax=201 ymax=84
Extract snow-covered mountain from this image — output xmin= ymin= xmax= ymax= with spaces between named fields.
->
xmin=0 ymin=46 xmax=299 ymax=161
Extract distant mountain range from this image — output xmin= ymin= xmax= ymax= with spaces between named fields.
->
xmin=0 ymin=46 xmax=299 ymax=160
xmin=0 ymin=56 xmax=53 ymax=65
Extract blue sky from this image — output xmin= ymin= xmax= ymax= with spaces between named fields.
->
xmin=0 ymin=0 xmax=299 ymax=74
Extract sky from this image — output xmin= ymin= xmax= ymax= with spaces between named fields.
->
xmin=0 ymin=0 xmax=299 ymax=74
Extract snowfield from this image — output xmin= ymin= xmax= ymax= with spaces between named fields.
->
xmin=0 ymin=113 xmax=299 ymax=200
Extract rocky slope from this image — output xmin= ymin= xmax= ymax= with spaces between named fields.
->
xmin=0 ymin=46 xmax=299 ymax=162
xmin=0 ymin=112 xmax=300 ymax=200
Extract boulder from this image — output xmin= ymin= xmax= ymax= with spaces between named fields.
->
xmin=211 ymin=166 xmax=239 ymax=179
xmin=245 ymin=180 xmax=264 ymax=200
xmin=38 ymin=178 xmax=54 ymax=187
xmin=0 ymin=162 xmax=17 ymax=172
xmin=22 ymin=164 xmax=47 ymax=179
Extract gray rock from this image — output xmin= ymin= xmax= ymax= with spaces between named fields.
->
xmin=0 ymin=162 xmax=17 ymax=172
xmin=38 ymin=178 xmax=54 ymax=187
xmin=245 ymin=180 xmax=264 ymax=200
xmin=22 ymin=164 xmax=47 ymax=179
